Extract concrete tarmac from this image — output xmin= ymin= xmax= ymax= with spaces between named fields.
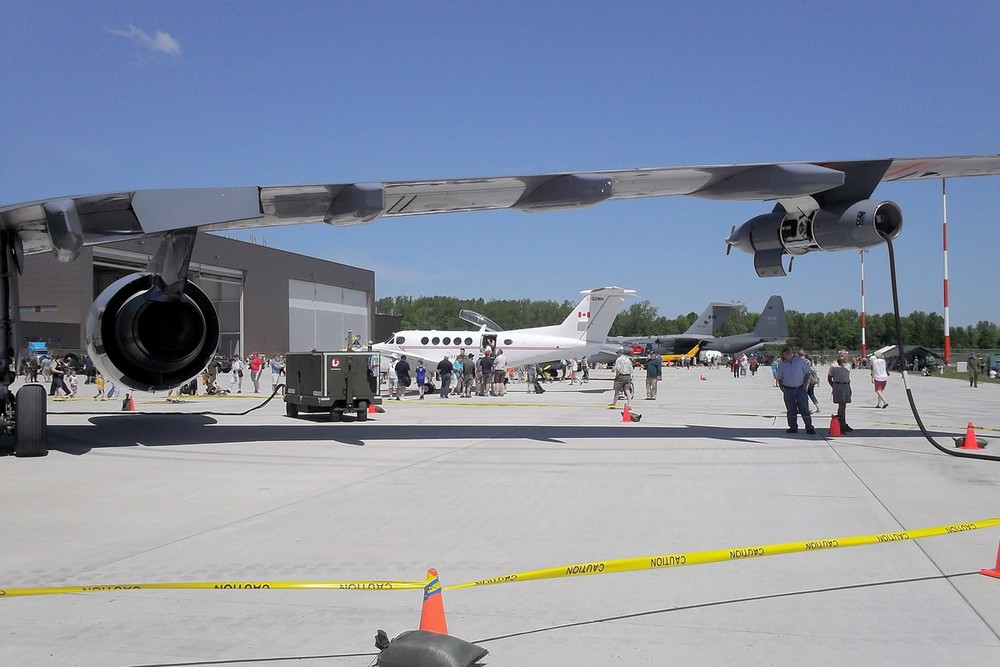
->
xmin=2 ymin=367 xmax=999 ymax=666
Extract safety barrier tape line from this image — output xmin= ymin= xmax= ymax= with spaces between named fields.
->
xmin=0 ymin=580 xmax=424 ymax=598
xmin=3 ymin=518 xmax=998 ymax=598
xmin=443 ymin=517 xmax=1000 ymax=590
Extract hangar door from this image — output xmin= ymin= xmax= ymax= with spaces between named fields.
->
xmin=288 ymin=279 xmax=369 ymax=352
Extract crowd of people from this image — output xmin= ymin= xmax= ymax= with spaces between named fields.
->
xmin=379 ymin=349 xmax=595 ymax=400
xmin=22 ymin=344 xmax=993 ymax=437
xmin=19 ymin=351 xmax=288 ymax=400
xmin=199 ymin=353 xmax=286 ymax=395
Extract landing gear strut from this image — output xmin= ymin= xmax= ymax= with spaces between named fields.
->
xmin=0 ymin=230 xmax=48 ymax=456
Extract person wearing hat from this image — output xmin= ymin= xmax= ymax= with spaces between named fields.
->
xmin=437 ymin=354 xmax=454 ymax=398
xmin=415 ymin=360 xmax=428 ymax=399
xmin=393 ymin=354 xmax=410 ymax=400
xmin=610 ymin=349 xmax=634 ymax=408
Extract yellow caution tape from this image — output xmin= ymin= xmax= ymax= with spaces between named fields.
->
xmin=444 ymin=517 xmax=1000 ymax=590
xmin=3 ymin=518 xmax=998 ymax=598
xmin=0 ymin=580 xmax=423 ymax=598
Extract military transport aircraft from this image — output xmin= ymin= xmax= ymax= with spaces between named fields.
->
xmin=637 ymin=295 xmax=789 ymax=357
xmin=3 ymin=154 xmax=1000 ymax=457
xmin=595 ymin=300 xmax=739 ymax=366
xmin=605 ymin=296 xmax=788 ymax=365
xmin=701 ymin=295 xmax=789 ymax=355
xmin=606 ymin=301 xmax=740 ymax=358
xmin=373 ymin=286 xmax=635 ymax=368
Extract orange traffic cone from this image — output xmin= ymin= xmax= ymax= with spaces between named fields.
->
xmin=699 ymin=374 xmax=706 ymax=381
xmin=418 ymin=568 xmax=448 ymax=634
xmin=828 ymin=414 xmax=842 ymax=437
xmin=367 ymin=402 xmax=377 ymax=414
xmin=958 ymin=421 xmax=986 ymax=450
xmin=981 ymin=537 xmax=1000 ymax=579
xmin=621 ymin=404 xmax=632 ymax=423
xmin=122 ymin=394 xmax=135 ymax=412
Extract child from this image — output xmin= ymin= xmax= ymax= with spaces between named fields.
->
xmin=95 ymin=372 xmax=106 ymax=400
xmin=416 ymin=361 xmax=427 ymax=399
xmin=67 ymin=372 xmax=79 ymax=398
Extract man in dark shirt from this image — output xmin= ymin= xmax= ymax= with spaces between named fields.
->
xmin=437 ymin=355 xmax=454 ymax=398
xmin=394 ymin=355 xmax=411 ymax=400
xmin=477 ymin=351 xmax=494 ymax=396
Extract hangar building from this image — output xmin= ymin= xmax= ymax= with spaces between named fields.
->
xmin=19 ymin=233 xmax=376 ymax=357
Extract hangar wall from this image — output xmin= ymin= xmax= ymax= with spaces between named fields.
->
xmin=19 ymin=233 xmax=375 ymax=356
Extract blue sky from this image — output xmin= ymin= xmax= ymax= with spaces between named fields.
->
xmin=3 ymin=1 xmax=999 ymax=327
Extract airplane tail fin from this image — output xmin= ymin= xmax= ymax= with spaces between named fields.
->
xmin=682 ymin=302 xmax=739 ymax=337
xmin=750 ymin=295 xmax=788 ymax=339
xmin=550 ymin=286 xmax=636 ymax=342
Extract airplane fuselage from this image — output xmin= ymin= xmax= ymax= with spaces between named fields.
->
xmin=374 ymin=329 xmax=597 ymax=368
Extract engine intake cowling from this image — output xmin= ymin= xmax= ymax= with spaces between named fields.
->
xmin=726 ymin=199 xmax=903 ymax=277
xmin=86 ymin=273 xmax=220 ymax=391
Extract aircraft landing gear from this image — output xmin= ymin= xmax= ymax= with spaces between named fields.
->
xmin=14 ymin=384 xmax=47 ymax=457
xmin=0 ymin=230 xmax=48 ymax=456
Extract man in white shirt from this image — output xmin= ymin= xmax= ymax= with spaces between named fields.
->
xmin=870 ymin=353 xmax=889 ymax=408
xmin=229 ymin=355 xmax=245 ymax=393
xmin=611 ymin=350 xmax=634 ymax=407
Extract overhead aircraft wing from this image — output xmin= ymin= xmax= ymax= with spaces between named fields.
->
xmin=5 ymin=154 xmax=1000 ymax=258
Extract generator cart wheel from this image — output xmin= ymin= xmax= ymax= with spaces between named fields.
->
xmin=285 ymin=402 xmax=298 ymax=417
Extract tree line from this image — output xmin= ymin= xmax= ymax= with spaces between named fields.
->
xmin=376 ymin=296 xmax=1000 ymax=351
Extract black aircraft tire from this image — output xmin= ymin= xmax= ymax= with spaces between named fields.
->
xmin=285 ymin=402 xmax=298 ymax=417
xmin=330 ymin=410 xmax=342 ymax=422
xmin=15 ymin=384 xmax=48 ymax=457
xmin=356 ymin=410 xmax=368 ymax=422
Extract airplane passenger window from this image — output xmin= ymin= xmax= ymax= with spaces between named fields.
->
xmin=421 ymin=337 xmax=429 ymax=344
xmin=504 ymin=339 xmax=513 ymax=345
xmin=465 ymin=337 xmax=473 ymax=345
xmin=432 ymin=337 xmax=440 ymax=345
xmin=443 ymin=337 xmax=451 ymax=345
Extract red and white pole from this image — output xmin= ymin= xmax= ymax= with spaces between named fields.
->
xmin=942 ymin=179 xmax=951 ymax=366
xmin=860 ymin=250 xmax=867 ymax=359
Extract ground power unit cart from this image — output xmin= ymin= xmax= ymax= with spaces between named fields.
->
xmin=283 ymin=352 xmax=382 ymax=421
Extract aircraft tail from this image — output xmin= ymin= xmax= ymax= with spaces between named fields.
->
xmin=682 ymin=302 xmax=739 ymax=337
xmin=751 ymin=295 xmax=788 ymax=339
xmin=547 ymin=286 xmax=636 ymax=342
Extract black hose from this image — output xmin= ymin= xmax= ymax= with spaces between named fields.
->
xmin=57 ymin=384 xmax=287 ymax=417
xmin=883 ymin=234 xmax=998 ymax=461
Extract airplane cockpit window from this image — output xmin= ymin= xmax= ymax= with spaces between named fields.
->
xmin=421 ymin=337 xmax=429 ymax=344
xmin=396 ymin=336 xmax=405 ymax=344
xmin=432 ymin=337 xmax=440 ymax=345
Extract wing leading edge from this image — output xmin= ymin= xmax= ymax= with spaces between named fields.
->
xmin=4 ymin=154 xmax=1000 ymax=257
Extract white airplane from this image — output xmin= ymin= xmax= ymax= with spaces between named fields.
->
xmin=373 ymin=286 xmax=635 ymax=367
xmin=4 ymin=154 xmax=1000 ymax=456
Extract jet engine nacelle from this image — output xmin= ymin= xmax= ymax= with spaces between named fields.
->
xmin=86 ymin=273 xmax=220 ymax=391
xmin=727 ymin=199 xmax=903 ymax=277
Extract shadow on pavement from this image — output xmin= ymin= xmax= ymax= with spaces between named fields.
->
xmin=27 ymin=413 xmax=963 ymax=456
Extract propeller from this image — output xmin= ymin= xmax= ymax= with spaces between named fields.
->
xmin=725 ymin=225 xmax=736 ymax=256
